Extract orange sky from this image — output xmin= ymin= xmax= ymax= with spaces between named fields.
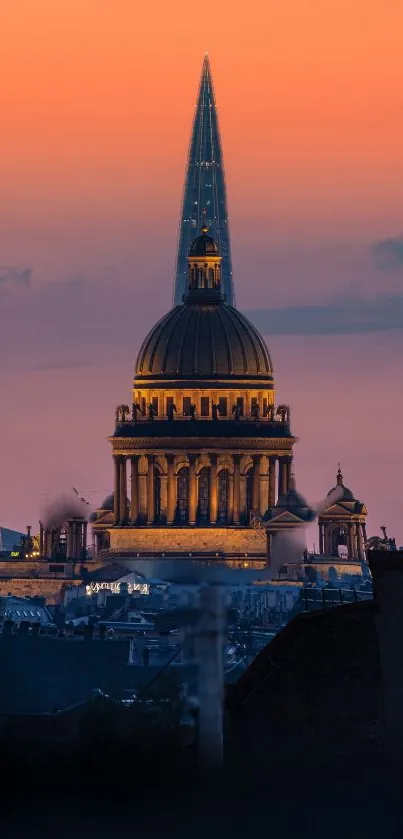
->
xmin=1 ymin=0 xmax=402 ymax=238
xmin=1 ymin=0 xmax=403 ymax=542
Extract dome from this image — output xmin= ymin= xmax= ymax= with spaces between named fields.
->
xmin=135 ymin=302 xmax=273 ymax=381
xmin=189 ymin=229 xmax=219 ymax=257
xmin=263 ymin=477 xmax=315 ymax=523
xmin=92 ymin=493 xmax=129 ymax=515
xmin=100 ymin=494 xmax=114 ymax=511
xmin=327 ymin=467 xmax=355 ymax=501
xmin=327 ymin=484 xmax=355 ymax=501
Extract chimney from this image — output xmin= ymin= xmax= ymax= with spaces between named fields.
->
xmin=367 ymin=549 xmax=403 ymax=753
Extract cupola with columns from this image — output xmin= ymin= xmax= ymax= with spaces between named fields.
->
xmin=318 ymin=466 xmax=368 ymax=561
xmin=91 ymin=228 xmax=297 ymax=567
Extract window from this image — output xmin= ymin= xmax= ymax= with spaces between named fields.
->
xmin=251 ymin=397 xmax=258 ymax=410
xmin=140 ymin=397 xmax=146 ymax=416
xmin=176 ymin=468 xmax=189 ymax=523
xmin=198 ymin=467 xmax=210 ymax=522
xmin=183 ymin=396 xmax=192 ymax=416
xmin=245 ymin=470 xmax=253 ymax=521
xmin=218 ymin=470 xmax=230 ymax=523
xmin=218 ymin=397 xmax=227 ymax=417
xmin=263 ymin=398 xmax=268 ymax=417
xmin=200 ymin=397 xmax=210 ymax=417
xmin=236 ymin=397 xmax=244 ymax=416
xmin=152 ymin=397 xmax=159 ymax=417
xmin=154 ymin=468 xmax=162 ymax=522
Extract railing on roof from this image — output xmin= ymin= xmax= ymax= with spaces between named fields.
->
xmin=249 ymin=512 xmax=266 ymax=541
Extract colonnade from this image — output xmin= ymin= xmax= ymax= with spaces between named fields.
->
xmin=113 ymin=453 xmax=293 ymax=526
xmin=40 ymin=519 xmax=88 ymax=561
xmin=318 ymin=520 xmax=367 ymax=562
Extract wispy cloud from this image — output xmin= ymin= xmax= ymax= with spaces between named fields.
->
xmin=245 ymin=294 xmax=403 ymax=335
xmin=371 ymin=237 xmax=403 ymax=271
xmin=0 ymin=265 xmax=32 ymax=288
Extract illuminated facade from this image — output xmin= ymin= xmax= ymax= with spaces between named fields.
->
xmin=91 ymin=227 xmax=295 ymax=567
xmin=173 ymin=54 xmax=234 ymax=307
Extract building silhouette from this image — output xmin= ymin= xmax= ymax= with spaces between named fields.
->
xmin=173 ymin=55 xmax=234 ymax=306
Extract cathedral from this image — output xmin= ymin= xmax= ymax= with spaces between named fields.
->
xmin=88 ymin=56 xmax=368 ymax=571
xmin=91 ymin=226 xmax=295 ymax=568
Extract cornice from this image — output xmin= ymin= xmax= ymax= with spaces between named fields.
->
xmin=111 ymin=436 xmax=296 ymax=454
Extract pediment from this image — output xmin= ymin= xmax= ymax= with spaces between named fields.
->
xmin=93 ymin=511 xmax=114 ymax=525
xmin=321 ymin=503 xmax=355 ymax=516
xmin=268 ymin=510 xmax=307 ymax=525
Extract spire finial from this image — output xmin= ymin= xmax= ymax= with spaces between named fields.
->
xmin=201 ymin=207 xmax=208 ymax=234
xmin=336 ymin=463 xmax=344 ymax=485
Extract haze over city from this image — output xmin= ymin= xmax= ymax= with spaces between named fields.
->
xmin=1 ymin=0 xmax=402 ymax=544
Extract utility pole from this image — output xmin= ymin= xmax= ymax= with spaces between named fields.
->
xmin=194 ymin=584 xmax=225 ymax=771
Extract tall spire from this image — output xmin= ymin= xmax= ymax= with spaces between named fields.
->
xmin=173 ymin=55 xmax=234 ymax=307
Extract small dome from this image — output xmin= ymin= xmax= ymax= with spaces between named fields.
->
xmin=135 ymin=302 xmax=273 ymax=380
xmin=277 ymin=487 xmax=310 ymax=511
xmin=189 ymin=230 xmax=219 ymax=257
xmin=95 ymin=493 xmax=129 ymax=513
xmin=263 ymin=478 xmax=315 ymax=524
xmin=327 ymin=466 xmax=355 ymax=501
xmin=327 ymin=484 xmax=355 ymax=501
xmin=100 ymin=494 xmax=114 ymax=511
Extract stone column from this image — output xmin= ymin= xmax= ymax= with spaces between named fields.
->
xmin=319 ymin=523 xmax=324 ymax=555
xmin=147 ymin=455 xmax=155 ymax=525
xmin=285 ymin=456 xmax=292 ymax=492
xmin=233 ymin=455 xmax=241 ymax=524
xmin=83 ymin=522 xmax=88 ymax=561
xmin=228 ymin=472 xmax=234 ymax=524
xmin=362 ymin=523 xmax=368 ymax=545
xmin=209 ymin=455 xmax=218 ymax=524
xmin=268 ymin=456 xmax=276 ymax=508
xmin=167 ymin=455 xmax=176 ymax=524
xmin=347 ymin=522 xmax=354 ymax=560
xmin=278 ymin=457 xmax=288 ymax=498
xmin=130 ymin=456 xmax=139 ymax=524
xmin=189 ymin=455 xmax=197 ymax=525
xmin=266 ymin=532 xmax=272 ymax=568
xmin=66 ymin=521 xmax=74 ymax=559
xmin=357 ymin=523 xmax=366 ymax=562
xmin=113 ymin=455 xmax=120 ymax=525
xmin=252 ymin=455 xmax=261 ymax=513
xmin=119 ymin=456 xmax=127 ymax=524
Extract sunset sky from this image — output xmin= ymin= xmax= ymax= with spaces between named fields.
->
xmin=0 ymin=0 xmax=402 ymax=545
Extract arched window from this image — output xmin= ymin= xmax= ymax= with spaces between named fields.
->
xmin=154 ymin=468 xmax=162 ymax=522
xmin=176 ymin=467 xmax=189 ymax=523
xmin=218 ymin=469 xmax=230 ymax=523
xmin=198 ymin=467 xmax=210 ymax=523
xmin=245 ymin=469 xmax=253 ymax=523
xmin=331 ymin=525 xmax=348 ymax=557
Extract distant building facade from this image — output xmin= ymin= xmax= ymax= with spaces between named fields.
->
xmin=318 ymin=467 xmax=367 ymax=561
